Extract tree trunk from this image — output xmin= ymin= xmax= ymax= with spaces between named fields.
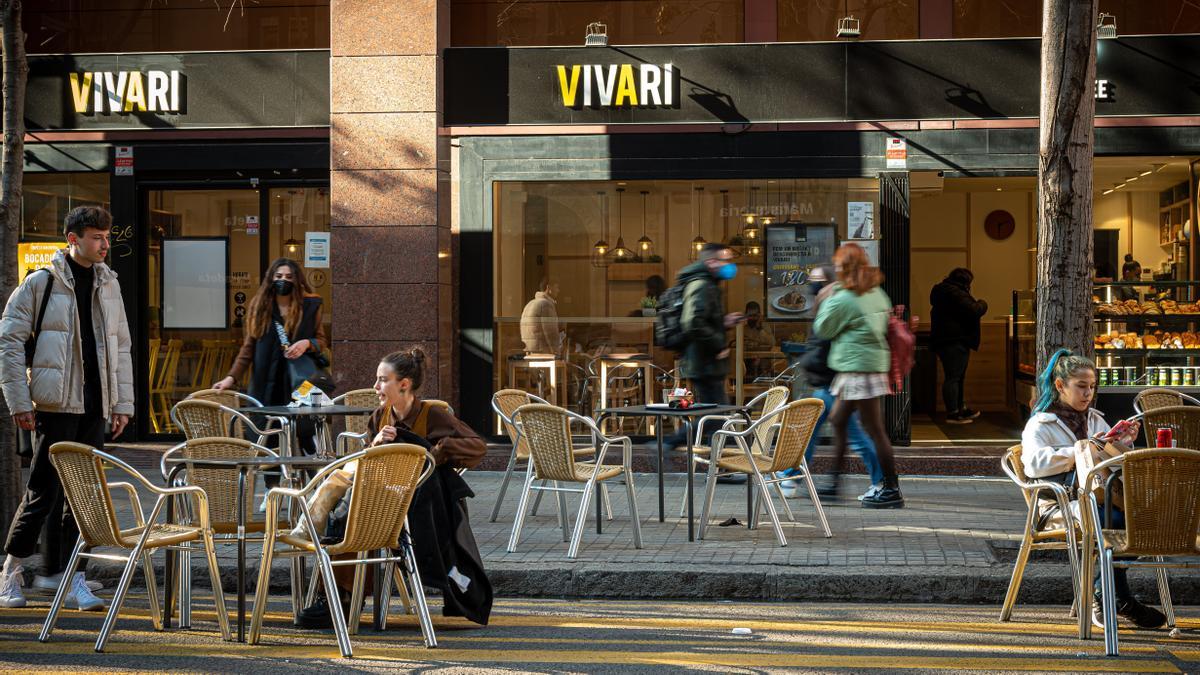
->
xmin=0 ymin=0 xmax=26 ymax=542
xmin=1036 ymin=0 xmax=1098 ymax=374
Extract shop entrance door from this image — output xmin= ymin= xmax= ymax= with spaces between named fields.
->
xmin=142 ymin=185 xmax=331 ymax=437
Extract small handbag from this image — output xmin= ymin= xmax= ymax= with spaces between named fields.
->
xmin=274 ymin=321 xmax=336 ymax=395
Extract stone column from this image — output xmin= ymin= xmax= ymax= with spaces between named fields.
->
xmin=329 ymin=0 xmax=454 ymax=402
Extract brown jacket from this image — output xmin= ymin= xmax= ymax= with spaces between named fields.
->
xmin=367 ymin=398 xmax=486 ymax=470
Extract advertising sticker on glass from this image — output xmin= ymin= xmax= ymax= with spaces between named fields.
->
xmin=764 ymin=223 xmax=837 ymax=321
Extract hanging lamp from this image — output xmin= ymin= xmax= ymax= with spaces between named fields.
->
xmin=637 ymin=190 xmax=655 ymax=259
xmin=721 ymin=189 xmax=742 ymax=251
xmin=591 ymin=190 xmax=610 ymax=268
xmin=284 ymin=218 xmax=301 ymax=254
xmin=762 ymin=181 xmax=775 ymax=227
xmin=743 ymin=185 xmax=761 ymax=242
xmin=610 ymin=188 xmax=634 ymax=261
xmin=690 ymin=186 xmax=707 ymax=261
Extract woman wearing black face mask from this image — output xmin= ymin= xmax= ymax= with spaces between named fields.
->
xmin=213 ymin=258 xmax=327 ymax=415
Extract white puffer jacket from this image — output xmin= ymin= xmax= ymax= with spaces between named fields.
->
xmin=1020 ymin=408 xmax=1110 ymax=479
xmin=0 ymin=249 xmax=133 ymax=418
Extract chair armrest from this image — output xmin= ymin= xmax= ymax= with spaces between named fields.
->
xmin=107 ymin=481 xmax=146 ymax=527
xmin=337 ymin=430 xmax=370 ymax=457
xmin=159 ymin=442 xmax=187 ymax=483
xmin=692 ymin=414 xmax=741 ymax=445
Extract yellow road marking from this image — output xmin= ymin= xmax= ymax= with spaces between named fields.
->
xmin=0 ymin=623 xmax=1159 ymax=656
xmin=0 ymin=640 xmax=1179 ymax=672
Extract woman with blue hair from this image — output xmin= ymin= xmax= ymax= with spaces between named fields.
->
xmin=1020 ymin=348 xmax=1165 ymax=630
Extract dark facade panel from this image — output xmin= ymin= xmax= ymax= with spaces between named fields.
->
xmin=446 ymin=35 xmax=1200 ymax=125
xmin=26 ymin=50 xmax=331 ymax=131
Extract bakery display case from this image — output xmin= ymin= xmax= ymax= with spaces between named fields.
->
xmin=1012 ymin=281 xmax=1200 ymax=418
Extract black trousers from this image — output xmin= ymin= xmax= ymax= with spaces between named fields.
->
xmin=4 ymin=412 xmax=105 ymax=575
xmin=934 ymin=343 xmax=971 ymax=414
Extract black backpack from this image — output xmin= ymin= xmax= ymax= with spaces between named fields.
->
xmin=654 ymin=282 xmax=690 ymax=351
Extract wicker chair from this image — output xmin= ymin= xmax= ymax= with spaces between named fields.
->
xmin=162 ymin=437 xmax=292 ymax=627
xmin=249 ymin=443 xmax=436 ymax=657
xmin=508 ymin=404 xmax=643 ymax=559
xmin=998 ymin=445 xmax=1083 ymax=622
xmin=489 ymin=389 xmax=610 ymax=524
xmin=1133 ymin=388 xmax=1200 ymax=414
xmin=678 ymin=386 xmax=791 ymax=518
xmin=1137 ymin=405 xmax=1200 ymax=451
xmin=1078 ymin=448 xmax=1200 ymax=656
xmin=331 ymin=389 xmax=380 ymax=456
xmin=699 ymin=398 xmax=830 ymax=546
xmin=170 ymin=398 xmax=286 ymax=447
xmin=39 ymin=442 xmax=231 ymax=652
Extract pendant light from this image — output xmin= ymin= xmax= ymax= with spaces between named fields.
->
xmin=637 ymin=190 xmax=655 ymax=259
xmin=284 ymin=217 xmax=301 ymax=254
xmin=762 ymin=181 xmax=775 ymax=227
xmin=610 ymin=187 xmax=633 ymax=261
xmin=723 ymin=188 xmax=744 ymax=250
xmin=690 ymin=186 xmax=707 ymax=261
xmin=591 ymin=190 xmax=610 ymax=268
xmin=742 ymin=185 xmax=761 ymax=243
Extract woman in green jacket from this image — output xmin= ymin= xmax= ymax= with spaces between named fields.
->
xmin=812 ymin=243 xmax=903 ymax=509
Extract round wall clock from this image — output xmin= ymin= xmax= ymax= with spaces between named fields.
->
xmin=984 ymin=209 xmax=1016 ymax=241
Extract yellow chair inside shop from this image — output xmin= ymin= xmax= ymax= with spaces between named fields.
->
xmin=150 ymin=339 xmax=183 ymax=433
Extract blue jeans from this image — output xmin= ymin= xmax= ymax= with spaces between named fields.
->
xmin=796 ymin=387 xmax=884 ymax=485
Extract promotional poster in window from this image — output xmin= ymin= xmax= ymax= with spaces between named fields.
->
xmin=764 ymin=223 xmax=836 ymax=321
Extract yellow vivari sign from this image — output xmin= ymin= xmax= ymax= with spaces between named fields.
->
xmin=18 ymin=243 xmax=63 ymax=282
xmin=555 ymin=63 xmax=674 ymax=108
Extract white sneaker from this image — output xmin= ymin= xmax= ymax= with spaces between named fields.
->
xmin=0 ymin=567 xmax=26 ymax=608
xmin=34 ymin=573 xmax=102 ymax=593
xmin=858 ymin=484 xmax=882 ymax=502
xmin=65 ymin=572 xmax=104 ymax=611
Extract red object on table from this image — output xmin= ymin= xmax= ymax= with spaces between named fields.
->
xmin=1157 ymin=428 xmax=1174 ymax=448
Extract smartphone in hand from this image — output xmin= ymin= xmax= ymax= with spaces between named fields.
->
xmin=1102 ymin=419 xmax=1134 ymax=442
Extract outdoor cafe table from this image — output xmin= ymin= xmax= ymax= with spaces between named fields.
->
xmin=252 ymin=404 xmax=375 ymax=458
xmin=162 ymin=455 xmax=338 ymax=642
xmin=596 ymin=404 xmax=750 ymax=542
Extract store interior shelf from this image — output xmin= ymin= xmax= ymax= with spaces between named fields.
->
xmin=1099 ymin=385 xmax=1200 ymax=393
xmin=1097 ymin=349 xmax=1200 ymax=356
xmin=1094 ymin=314 xmax=1200 ymax=321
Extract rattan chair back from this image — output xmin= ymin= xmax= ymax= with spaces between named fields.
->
xmin=1119 ymin=448 xmax=1200 ymax=556
xmin=326 ymin=443 xmax=430 ymax=556
xmin=493 ymin=389 xmax=535 ymax=460
xmin=750 ymin=386 xmax=791 ymax=453
xmin=48 ymin=442 xmax=124 ymax=548
xmin=180 ymin=437 xmax=268 ymax=528
xmin=1134 ymin=388 xmax=1200 ymax=415
xmin=1140 ymin=406 xmax=1200 ymax=451
xmin=335 ymin=389 xmax=379 ymax=435
xmin=513 ymin=403 xmax=579 ymax=483
xmin=172 ymin=398 xmax=241 ymax=440
xmin=764 ymin=398 xmax=824 ymax=473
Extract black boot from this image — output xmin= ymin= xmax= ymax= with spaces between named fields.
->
xmin=862 ymin=476 xmax=905 ymax=509
xmin=297 ymin=587 xmax=351 ymax=629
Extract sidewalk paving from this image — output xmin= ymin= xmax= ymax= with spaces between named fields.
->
xmin=32 ymin=447 xmax=1199 ymax=606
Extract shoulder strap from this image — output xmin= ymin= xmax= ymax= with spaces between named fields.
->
xmin=32 ymin=270 xmax=53 ymax=338
xmin=413 ymin=401 xmax=433 ymax=438
xmin=273 ymin=320 xmax=291 ymax=348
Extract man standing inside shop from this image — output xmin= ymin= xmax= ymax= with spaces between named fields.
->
xmin=0 ymin=206 xmax=132 ymax=611
xmin=930 ymin=267 xmax=987 ymax=424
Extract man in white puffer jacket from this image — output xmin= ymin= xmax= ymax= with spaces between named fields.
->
xmin=0 ymin=206 xmax=132 ymax=612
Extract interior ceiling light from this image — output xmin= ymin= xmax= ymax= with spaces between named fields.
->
xmin=1102 ymin=189 xmax=1115 ymax=195
xmin=1140 ymin=170 xmax=1153 ymax=177
xmin=636 ymin=190 xmax=655 ymax=258
xmin=1154 ymin=163 xmax=1167 ymax=172
xmin=1115 ymin=183 xmax=1127 ymax=190
xmin=690 ymin=186 xmax=707 ymax=261
xmin=592 ymin=190 xmax=610 ymax=268
xmin=1097 ymin=13 xmax=1117 ymax=40
xmin=610 ymin=188 xmax=633 ymax=260
xmin=1126 ymin=175 xmax=1139 ymax=183
xmin=285 ymin=238 xmax=301 ymax=253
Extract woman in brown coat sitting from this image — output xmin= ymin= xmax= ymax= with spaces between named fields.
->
xmin=296 ymin=348 xmax=486 ymax=627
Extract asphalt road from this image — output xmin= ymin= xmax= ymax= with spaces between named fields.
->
xmin=1 ymin=592 xmax=1197 ymax=673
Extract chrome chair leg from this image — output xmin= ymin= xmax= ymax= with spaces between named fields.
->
xmin=378 ymin=558 xmax=395 ymax=630
xmin=753 ymin=470 xmax=788 ymax=547
xmin=402 ymin=537 xmax=437 ymax=648
xmin=39 ymin=539 xmax=85 ymax=642
xmin=507 ymin=467 xmax=538 ymax=552
xmin=96 ymin=544 xmax=145 ymax=652
xmin=1155 ymin=561 xmax=1176 ymax=628
xmin=347 ymin=553 xmax=368 ymax=636
xmin=624 ymin=469 xmax=643 ymax=549
xmin=800 ymin=464 xmax=832 ymax=538
xmin=201 ymin=530 xmax=233 ymax=642
xmin=1101 ymin=549 xmax=1119 ymax=656
xmin=698 ymin=463 xmax=720 ymax=541
xmin=142 ymin=551 xmax=163 ymax=631
xmin=392 ymin=564 xmax=413 ymax=614
xmin=489 ymin=450 xmax=520 ymax=522
xmin=317 ymin=551 xmax=354 ymax=658
xmin=567 ymin=479 xmax=596 ymax=559
xmin=555 ymin=483 xmax=570 ymax=543
xmin=179 ymin=547 xmax=193 ymax=628
xmin=1000 ymin=501 xmax=1039 ymax=622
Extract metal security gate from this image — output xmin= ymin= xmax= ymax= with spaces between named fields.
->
xmin=879 ymin=171 xmax=911 ymax=445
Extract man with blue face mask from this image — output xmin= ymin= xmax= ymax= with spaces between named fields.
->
xmin=668 ymin=243 xmax=744 ymax=445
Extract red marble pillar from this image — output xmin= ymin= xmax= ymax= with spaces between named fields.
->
xmin=329 ymin=0 xmax=455 ymax=402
